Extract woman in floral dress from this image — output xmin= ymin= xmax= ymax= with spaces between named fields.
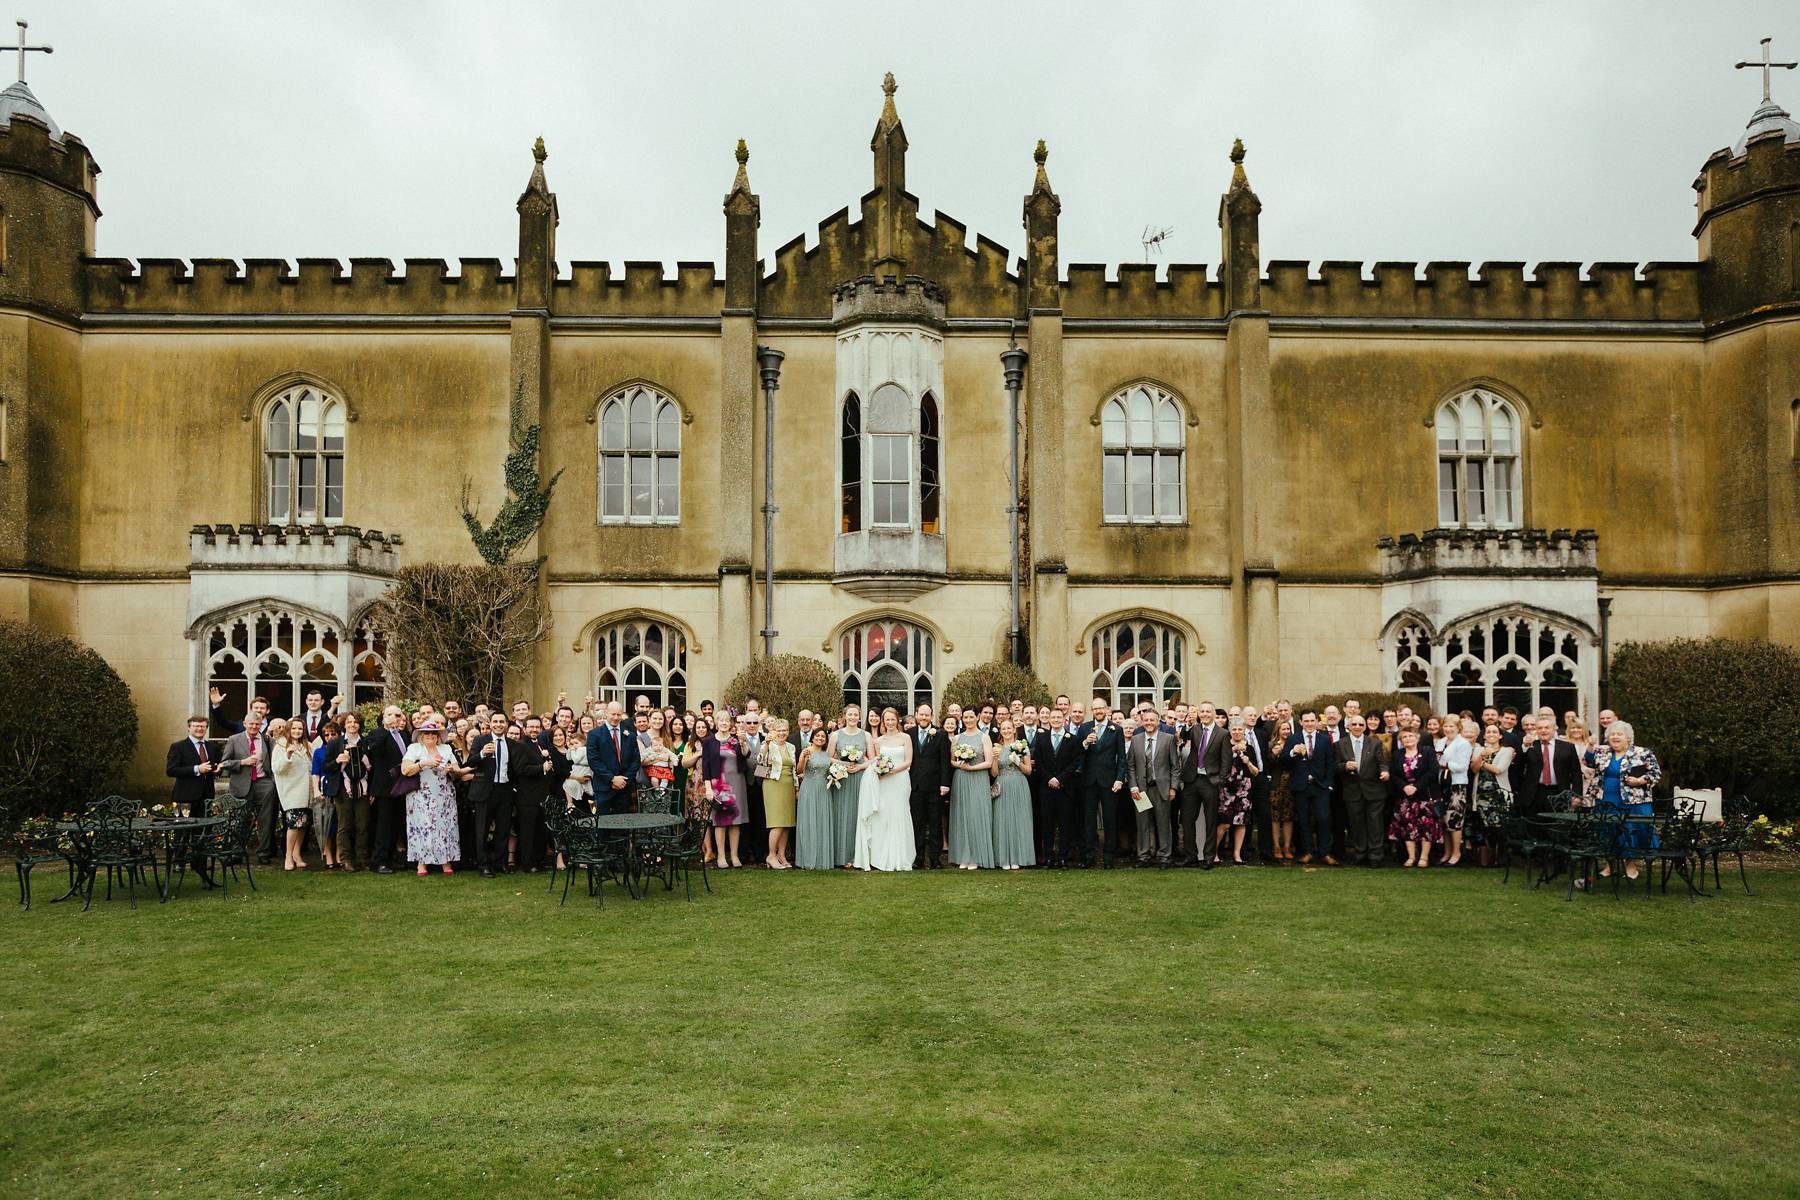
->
xmin=1388 ymin=728 xmax=1444 ymax=868
xmin=1210 ymin=723 xmax=1259 ymax=865
xmin=400 ymin=720 xmax=466 ymax=876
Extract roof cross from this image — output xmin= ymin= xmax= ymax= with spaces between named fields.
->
xmin=1736 ymin=36 xmax=1796 ymax=105
xmin=2 ymin=20 xmax=51 ymax=84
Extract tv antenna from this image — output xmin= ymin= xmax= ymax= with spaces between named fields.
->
xmin=1141 ymin=224 xmax=1174 ymax=263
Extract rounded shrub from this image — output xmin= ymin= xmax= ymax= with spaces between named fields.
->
xmin=722 ymin=654 xmax=843 ymax=722
xmin=0 ymin=619 xmax=138 ymax=829
xmin=942 ymin=661 xmax=1053 ymax=710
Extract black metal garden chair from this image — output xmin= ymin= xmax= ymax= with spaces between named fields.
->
xmin=81 ymin=797 xmax=160 ymax=910
xmin=1696 ymin=796 xmax=1755 ymax=896
xmin=201 ymin=797 xmax=257 ymax=897
xmin=13 ymin=822 xmax=76 ymax=910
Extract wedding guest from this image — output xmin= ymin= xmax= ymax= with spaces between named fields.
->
xmin=399 ymin=719 xmax=463 ymax=876
xmin=1127 ymin=705 xmax=1178 ymax=867
xmin=948 ymin=709 xmax=996 ymax=870
xmin=829 ymin=705 xmax=871 ymax=869
xmin=759 ymin=718 xmax=797 ymax=869
xmin=1439 ymin=717 xmax=1478 ymax=866
xmin=908 ymin=702 xmax=951 ymax=869
xmin=208 ymin=687 xmax=270 ymax=736
xmin=165 ymin=715 xmax=219 ymax=817
xmin=1033 ymin=704 xmax=1085 ymax=868
xmin=513 ymin=716 xmax=554 ymax=872
xmin=1180 ymin=702 xmax=1228 ymax=869
xmin=1389 ymin=728 xmax=1443 ymax=867
xmin=1565 ymin=717 xmax=1599 ymax=809
xmin=586 ymin=700 xmax=641 ymax=816
xmin=666 ymin=714 xmax=690 ymax=812
xmin=737 ymin=710 xmax=770 ymax=866
xmin=1212 ymin=722 xmax=1259 ymax=865
xmin=1334 ymin=713 xmax=1388 ymax=868
xmin=549 ymin=725 xmax=578 ymax=808
xmin=364 ymin=706 xmax=413 ymax=874
xmin=990 ymin=716 xmax=1035 ymax=870
xmin=794 ymin=726 xmax=835 ymax=870
xmin=1586 ymin=720 xmax=1661 ymax=882
xmin=221 ymin=712 xmax=278 ymax=864
xmin=307 ymin=719 xmax=341 ymax=870
xmin=1471 ymin=723 xmax=1514 ymax=866
xmin=701 ymin=715 xmax=748 ymax=868
xmin=564 ymin=718 xmax=594 ymax=810
xmin=324 ymin=711 xmax=369 ymax=872
xmin=272 ymin=718 xmax=314 ymax=872
xmin=1281 ymin=711 xmax=1337 ymax=866
xmin=1268 ymin=718 xmax=1296 ymax=860
xmin=1078 ymin=699 xmax=1128 ymax=868
xmin=681 ymin=717 xmax=712 ymax=849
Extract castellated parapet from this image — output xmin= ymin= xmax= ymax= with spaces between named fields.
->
xmin=190 ymin=524 xmax=402 ymax=574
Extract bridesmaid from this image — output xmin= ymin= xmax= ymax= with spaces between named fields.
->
xmin=793 ymin=725 xmax=835 ymax=869
xmin=829 ymin=704 xmax=870 ymax=869
xmin=989 ymin=715 xmax=1035 ymax=871
xmin=760 ymin=718 xmax=797 ymax=870
xmin=948 ymin=709 xmax=996 ymax=870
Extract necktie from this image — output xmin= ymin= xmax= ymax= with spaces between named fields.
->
xmin=1146 ymin=735 xmax=1154 ymax=758
xmin=251 ymin=736 xmax=261 ymax=781
xmin=498 ymin=739 xmax=507 ymax=782
xmin=1200 ymin=726 xmax=1211 ymax=757
xmin=1306 ymin=733 xmax=1314 ymax=755
xmin=195 ymin=738 xmax=207 ymax=763
xmin=1541 ymin=742 xmax=1553 ymax=786
xmin=612 ymin=724 xmax=621 ymax=759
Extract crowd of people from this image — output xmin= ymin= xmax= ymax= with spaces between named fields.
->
xmin=166 ymin=686 xmax=1665 ymax=881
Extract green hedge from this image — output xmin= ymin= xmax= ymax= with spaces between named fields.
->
xmin=0 ymin=619 xmax=138 ymax=830
xmin=722 ymin=654 xmax=843 ymax=723
xmin=1612 ymin=638 xmax=1800 ymax=817
xmin=942 ymin=661 xmax=1053 ymax=710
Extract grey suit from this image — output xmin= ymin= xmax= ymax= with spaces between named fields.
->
xmin=222 ymin=728 xmax=279 ymax=858
xmin=1180 ymin=722 xmax=1229 ymax=865
xmin=1128 ymin=729 xmax=1179 ymax=863
xmin=1336 ymin=732 xmax=1390 ymax=866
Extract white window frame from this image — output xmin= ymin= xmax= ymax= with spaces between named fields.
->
xmin=598 ymin=385 xmax=681 ymax=526
xmin=1435 ymin=389 xmax=1521 ymax=530
xmin=594 ymin=619 xmax=688 ymax=710
xmin=840 ymin=619 xmax=935 ymax=714
xmin=263 ymin=387 xmax=346 ymax=525
xmin=1101 ymin=384 xmax=1186 ymax=525
xmin=1090 ymin=617 xmax=1186 ymax=709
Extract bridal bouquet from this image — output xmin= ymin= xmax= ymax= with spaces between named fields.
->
xmin=874 ymin=756 xmax=896 ymax=777
xmin=951 ymin=743 xmax=978 ymax=765
xmin=840 ymin=744 xmax=864 ymax=764
xmin=1008 ymin=739 xmax=1029 ymax=760
xmin=826 ymin=761 xmax=850 ymax=789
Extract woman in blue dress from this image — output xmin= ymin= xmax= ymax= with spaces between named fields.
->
xmin=793 ymin=726 xmax=836 ymax=870
xmin=948 ymin=710 xmax=996 ymax=870
xmin=830 ymin=705 xmax=871 ymax=869
xmin=989 ymin=715 xmax=1035 ymax=870
xmin=1585 ymin=719 xmax=1661 ymax=882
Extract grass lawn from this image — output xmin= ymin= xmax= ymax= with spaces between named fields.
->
xmin=2 ymin=860 xmax=1796 ymax=1199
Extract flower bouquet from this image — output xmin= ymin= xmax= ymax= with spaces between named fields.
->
xmin=710 ymin=781 xmax=739 ymax=828
xmin=874 ymin=755 xmax=896 ymax=777
xmin=951 ymin=743 xmax=978 ymax=765
xmin=1008 ymin=739 xmax=1029 ymax=761
xmin=826 ymin=761 xmax=850 ymax=789
xmin=840 ymin=744 xmax=864 ymax=764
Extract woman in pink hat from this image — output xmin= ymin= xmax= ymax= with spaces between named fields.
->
xmin=399 ymin=718 xmax=468 ymax=876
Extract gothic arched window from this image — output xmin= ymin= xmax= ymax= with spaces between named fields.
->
xmin=1416 ymin=610 xmax=1585 ymax=717
xmin=1090 ymin=618 xmax=1185 ymax=710
xmin=598 ymin=385 xmax=681 ymax=524
xmin=840 ymin=619 xmax=935 ymax=714
xmin=1101 ymin=383 xmax=1185 ymax=524
xmin=264 ymin=386 xmax=345 ymax=524
xmin=594 ymin=618 xmax=688 ymax=711
xmin=203 ymin=608 xmax=344 ymax=724
xmin=840 ymin=393 xmax=862 ymax=534
xmin=1435 ymin=389 xmax=1521 ymax=529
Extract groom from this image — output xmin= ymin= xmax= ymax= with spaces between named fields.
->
xmin=909 ymin=703 xmax=951 ymax=868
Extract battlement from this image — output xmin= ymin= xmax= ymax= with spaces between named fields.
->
xmin=190 ymin=523 xmax=402 ymax=573
xmin=0 ymin=110 xmax=99 ymax=200
xmin=554 ymin=260 xmax=722 ymax=318
xmin=1262 ymin=260 xmax=1699 ymax=322
xmin=1063 ymin=263 xmax=1226 ymax=320
xmin=832 ymin=273 xmax=947 ymax=326
xmin=84 ymin=256 xmax=516 ymax=316
xmin=1694 ymin=128 xmax=1800 ymax=227
xmin=1378 ymin=527 xmax=1598 ymax=580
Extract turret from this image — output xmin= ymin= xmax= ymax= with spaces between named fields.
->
xmin=723 ymin=138 xmax=760 ymax=312
xmin=0 ymin=76 xmax=99 ymax=319
xmin=868 ymin=72 xmax=910 ymax=276
xmin=1022 ymin=140 xmax=1061 ymax=313
xmin=515 ymin=136 xmax=557 ymax=312
xmin=1694 ymin=39 xmax=1800 ymax=324
xmin=1218 ymin=138 xmax=1261 ymax=313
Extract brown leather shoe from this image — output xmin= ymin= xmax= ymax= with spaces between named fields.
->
xmin=1298 ymin=854 xmax=1314 ymax=864
xmin=1323 ymin=855 xmax=1340 ymax=866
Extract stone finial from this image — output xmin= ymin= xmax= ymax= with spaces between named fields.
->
xmin=878 ymin=71 xmax=900 ymax=131
xmin=533 ymin=135 xmax=547 ymax=164
xmin=520 ymin=136 xmax=553 ymax=209
xmin=1032 ymin=138 xmax=1051 ymax=190
xmin=731 ymin=137 xmax=750 ymax=192
xmin=1229 ymin=137 xmax=1248 ymax=189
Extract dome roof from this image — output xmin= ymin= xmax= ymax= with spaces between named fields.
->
xmin=1735 ymin=98 xmax=1800 ymax=155
xmin=0 ymin=80 xmax=60 ymax=139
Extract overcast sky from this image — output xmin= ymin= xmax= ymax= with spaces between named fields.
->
xmin=28 ymin=2 xmax=1800 ymax=274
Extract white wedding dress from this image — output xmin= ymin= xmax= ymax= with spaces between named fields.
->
xmin=853 ymin=733 xmax=916 ymax=871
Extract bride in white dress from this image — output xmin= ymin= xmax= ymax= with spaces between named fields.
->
xmin=854 ymin=707 xmax=916 ymax=871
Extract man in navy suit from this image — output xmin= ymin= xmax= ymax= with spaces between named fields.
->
xmin=1032 ymin=709 xmax=1086 ymax=867
xmin=585 ymin=700 xmax=642 ymax=814
xmin=1280 ymin=710 xmax=1339 ymax=865
xmin=1076 ymin=699 xmax=1130 ymax=868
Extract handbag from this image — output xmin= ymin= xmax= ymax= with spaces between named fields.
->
xmin=752 ymin=743 xmax=783 ymax=780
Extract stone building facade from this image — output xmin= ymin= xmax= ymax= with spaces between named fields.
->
xmin=2 ymin=71 xmax=1799 ymax=790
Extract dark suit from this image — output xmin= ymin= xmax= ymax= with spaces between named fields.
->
xmin=1076 ymin=720 xmax=1128 ymax=866
xmin=585 ymin=722 xmax=642 ymax=814
xmin=364 ymin=727 xmax=411 ymax=868
xmin=320 ymin=734 xmax=372 ymax=866
xmin=1280 ymin=728 xmax=1337 ymax=860
xmin=1017 ymin=726 xmax=1049 ymax=861
xmin=1335 ymin=732 xmax=1390 ymax=866
xmin=467 ymin=732 xmax=518 ymax=871
xmin=512 ymin=735 xmax=552 ymax=868
xmin=165 ymin=736 xmax=217 ymax=814
xmin=908 ymin=724 xmax=951 ymax=867
xmin=1032 ymin=726 xmax=1085 ymax=866
xmin=1516 ymin=737 xmax=1582 ymax=815
xmin=1179 ymin=721 xmax=1229 ymax=866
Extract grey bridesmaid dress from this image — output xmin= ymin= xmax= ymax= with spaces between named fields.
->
xmin=831 ymin=729 xmax=868 ymax=867
xmin=991 ymin=742 xmax=1036 ymax=868
xmin=794 ymin=748 xmax=836 ymax=870
xmin=947 ymin=731 xmax=996 ymax=868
